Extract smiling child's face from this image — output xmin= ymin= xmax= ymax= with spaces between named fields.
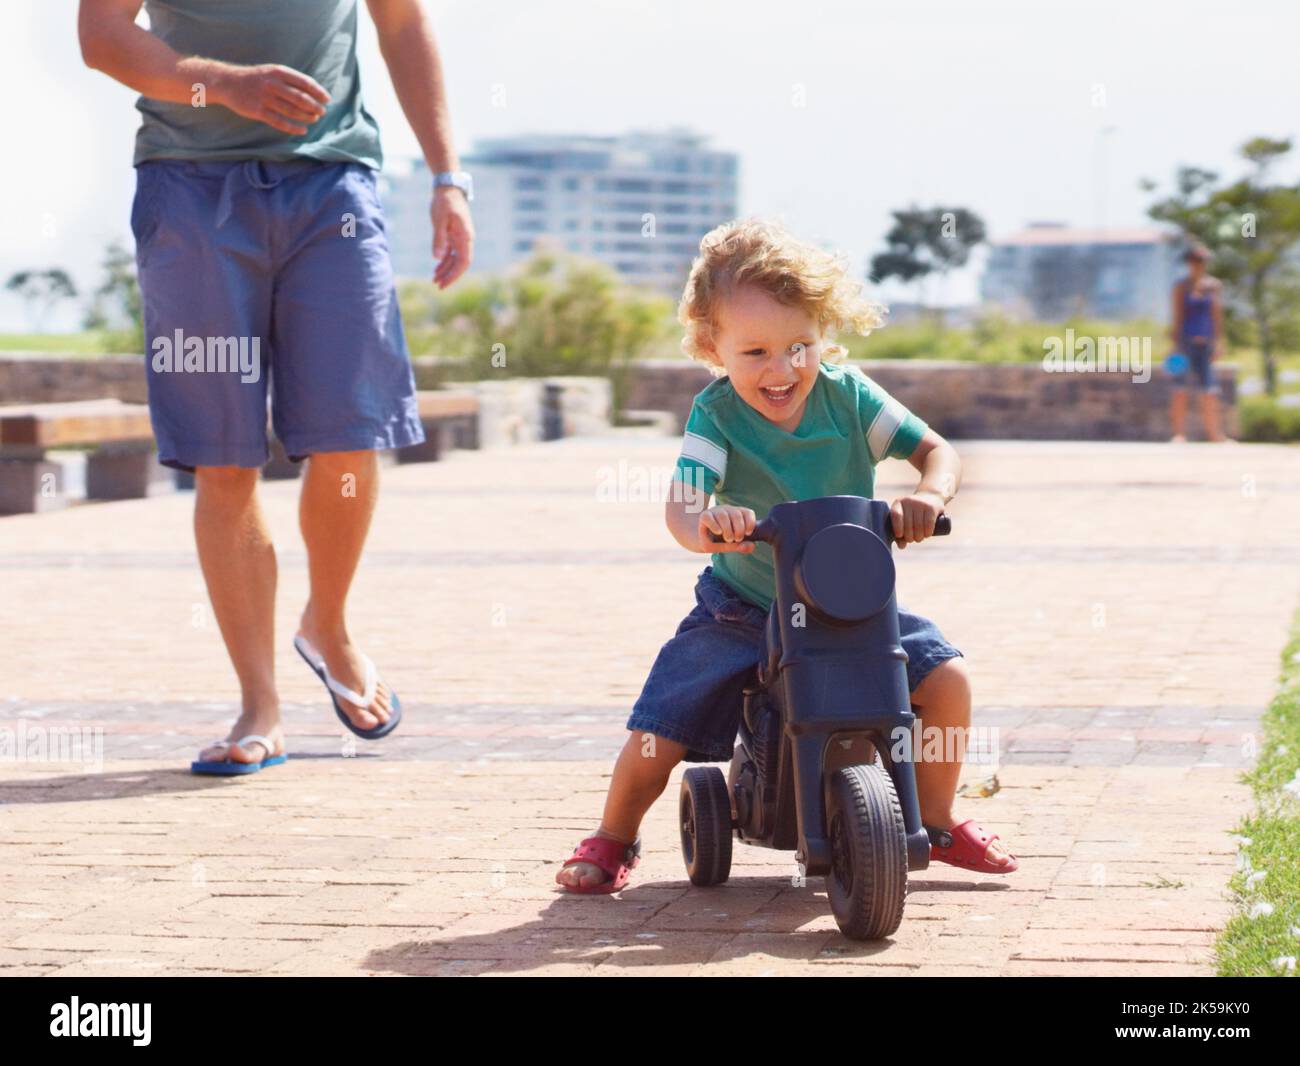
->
xmin=709 ymin=284 xmax=824 ymax=432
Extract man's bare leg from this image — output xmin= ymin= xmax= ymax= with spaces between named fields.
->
xmin=295 ymin=449 xmax=393 ymax=729
xmin=193 ymin=466 xmax=284 ymax=765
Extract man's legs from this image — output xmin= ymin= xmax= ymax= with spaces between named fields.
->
xmin=294 ymin=449 xmax=394 ymax=729
xmin=193 ymin=467 xmax=283 ymax=764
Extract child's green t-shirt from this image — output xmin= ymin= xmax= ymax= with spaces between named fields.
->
xmin=672 ymin=360 xmax=928 ymax=612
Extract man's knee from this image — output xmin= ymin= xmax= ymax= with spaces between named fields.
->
xmin=305 ymin=449 xmax=377 ymax=473
xmin=195 ymin=465 xmax=260 ymax=497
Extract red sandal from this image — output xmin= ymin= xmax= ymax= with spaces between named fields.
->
xmin=926 ymin=819 xmax=1018 ymax=874
xmin=557 ymin=835 xmax=642 ymax=894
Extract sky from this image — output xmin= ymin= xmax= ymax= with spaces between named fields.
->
xmin=3 ymin=0 xmax=1297 ymax=331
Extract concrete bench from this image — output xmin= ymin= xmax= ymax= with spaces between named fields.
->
xmin=0 ymin=399 xmax=166 ymax=514
xmin=228 ymin=389 xmax=479 ymax=480
xmin=396 ymin=390 xmax=479 ymax=463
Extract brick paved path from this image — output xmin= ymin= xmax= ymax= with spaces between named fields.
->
xmin=2 ymin=435 xmax=1298 ymax=975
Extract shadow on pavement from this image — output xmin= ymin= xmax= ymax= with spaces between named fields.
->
xmin=359 ymin=875 xmax=1012 ymax=975
xmin=0 ymin=753 xmax=383 ymax=804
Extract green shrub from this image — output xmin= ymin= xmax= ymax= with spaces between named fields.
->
xmin=396 ymin=252 xmax=675 ymax=381
xmin=1240 ymin=396 xmax=1300 ymax=442
xmin=842 ymin=313 xmax=1169 ymax=365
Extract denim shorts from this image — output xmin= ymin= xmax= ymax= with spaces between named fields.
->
xmin=131 ymin=158 xmax=426 ymax=471
xmin=1171 ymin=338 xmax=1217 ymax=394
xmin=626 ymin=566 xmax=964 ymax=763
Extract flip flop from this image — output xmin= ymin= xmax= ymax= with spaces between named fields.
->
xmin=191 ymin=734 xmax=288 ymax=776
xmin=926 ymin=819 xmax=1019 ymax=874
xmin=293 ymin=633 xmax=402 ymax=740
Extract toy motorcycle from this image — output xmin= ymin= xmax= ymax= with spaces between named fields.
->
xmin=681 ymin=495 xmax=950 ymax=939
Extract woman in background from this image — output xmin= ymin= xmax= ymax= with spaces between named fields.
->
xmin=1168 ymin=243 xmax=1228 ymax=442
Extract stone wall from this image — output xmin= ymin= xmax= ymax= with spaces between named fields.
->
xmin=0 ymin=352 xmax=1238 ymax=441
xmin=0 ymin=354 xmax=147 ymax=405
xmin=622 ymin=358 xmax=1239 ymax=441
xmin=0 ymin=362 xmax=614 ymax=513
xmin=0 ymin=357 xmax=614 ymax=447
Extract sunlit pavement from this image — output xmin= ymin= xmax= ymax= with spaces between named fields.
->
xmin=2 ymin=434 xmax=1297 ymax=975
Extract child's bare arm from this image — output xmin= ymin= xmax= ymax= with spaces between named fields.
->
xmin=890 ymin=428 xmax=960 ymax=548
xmin=78 ymin=0 xmax=330 ymax=135
xmin=665 ymin=488 xmax=756 ymax=555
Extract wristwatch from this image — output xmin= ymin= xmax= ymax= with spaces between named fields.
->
xmin=433 ymin=170 xmax=473 ymax=202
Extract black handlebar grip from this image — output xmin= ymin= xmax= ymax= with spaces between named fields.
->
xmin=708 ymin=516 xmax=776 ymax=545
xmin=889 ymin=509 xmax=951 ymax=538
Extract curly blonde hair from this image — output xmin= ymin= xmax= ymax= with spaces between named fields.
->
xmin=677 ymin=217 xmax=886 ymax=374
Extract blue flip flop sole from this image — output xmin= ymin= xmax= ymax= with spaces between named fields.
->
xmin=293 ymin=640 xmax=402 ymax=740
xmin=191 ymin=753 xmax=288 ymax=776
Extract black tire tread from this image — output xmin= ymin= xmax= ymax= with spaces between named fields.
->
xmin=680 ymin=766 xmax=733 ymax=886
xmin=826 ymin=763 xmax=907 ymax=939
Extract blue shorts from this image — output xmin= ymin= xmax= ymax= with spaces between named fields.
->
xmin=626 ymin=566 xmax=964 ymax=762
xmin=131 ymin=158 xmax=425 ymax=472
xmin=1171 ymin=338 xmax=1217 ymax=394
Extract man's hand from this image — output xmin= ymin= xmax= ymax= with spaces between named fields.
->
xmin=364 ymin=0 xmax=471 ymax=287
xmin=78 ymin=0 xmax=333 ymax=126
xmin=432 ymin=187 xmax=473 ymax=289
xmin=889 ymin=491 xmax=944 ymax=549
xmin=698 ymin=505 xmax=756 ymax=554
xmin=211 ymin=63 xmax=331 ymax=136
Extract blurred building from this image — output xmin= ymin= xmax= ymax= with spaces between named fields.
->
xmin=381 ymin=129 xmax=739 ymax=293
xmin=981 ymin=223 xmax=1184 ymax=322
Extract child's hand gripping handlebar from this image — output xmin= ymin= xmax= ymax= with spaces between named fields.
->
xmin=708 ymin=517 xmax=777 ymax=545
xmin=709 ymin=514 xmax=951 ymax=545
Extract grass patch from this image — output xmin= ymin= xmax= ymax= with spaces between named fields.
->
xmin=1215 ymin=608 xmax=1300 ymax=976
xmin=0 ymin=331 xmax=140 ymax=356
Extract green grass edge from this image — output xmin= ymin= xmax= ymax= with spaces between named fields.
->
xmin=1214 ymin=606 xmax=1300 ymax=976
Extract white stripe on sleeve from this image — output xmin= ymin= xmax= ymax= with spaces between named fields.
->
xmin=865 ymin=396 xmax=906 ymax=461
xmin=680 ymin=431 xmax=727 ymax=483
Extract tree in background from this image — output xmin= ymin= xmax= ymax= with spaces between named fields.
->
xmin=82 ymin=240 xmax=143 ymax=351
xmin=5 ymin=269 xmax=77 ymax=332
xmin=1143 ymin=137 xmax=1300 ymax=396
xmin=869 ymin=206 xmax=986 ymax=328
xmin=399 ymin=247 xmax=675 ymax=403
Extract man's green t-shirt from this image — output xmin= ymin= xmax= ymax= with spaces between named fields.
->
xmin=133 ymin=0 xmax=383 ymax=167
xmin=673 ymin=360 xmax=928 ymax=612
